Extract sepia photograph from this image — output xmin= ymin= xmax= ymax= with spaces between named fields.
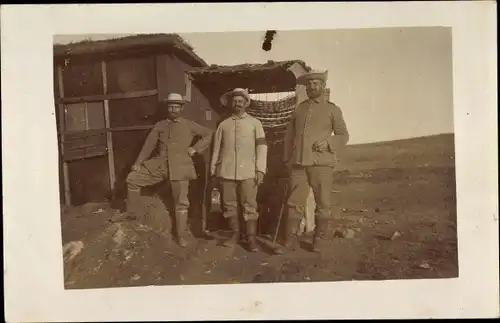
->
xmin=2 ymin=3 xmax=498 ymax=321
xmin=54 ymin=27 xmax=458 ymax=289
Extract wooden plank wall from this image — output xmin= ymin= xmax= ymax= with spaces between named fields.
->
xmin=57 ymin=58 xmax=111 ymax=206
xmin=157 ymin=54 xmax=219 ymax=130
xmin=106 ymin=55 xmax=159 ymax=202
xmin=55 ymin=51 xmax=219 ymax=206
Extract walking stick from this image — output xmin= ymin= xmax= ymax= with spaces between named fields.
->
xmin=200 ymin=155 xmax=215 ymax=240
xmin=272 ymin=182 xmax=288 ymax=246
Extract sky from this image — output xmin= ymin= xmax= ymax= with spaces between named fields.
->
xmin=54 ymin=27 xmax=454 ymax=145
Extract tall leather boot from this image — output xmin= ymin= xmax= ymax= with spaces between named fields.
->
xmin=125 ymin=188 xmax=146 ymax=220
xmin=273 ymin=217 xmax=301 ymax=255
xmin=312 ymin=218 xmax=329 ymax=253
xmin=175 ymin=210 xmax=189 ymax=248
xmin=246 ymin=220 xmax=259 ymax=252
xmin=222 ymin=216 xmax=239 ymax=248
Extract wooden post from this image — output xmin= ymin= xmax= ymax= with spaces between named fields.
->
xmin=57 ymin=65 xmax=72 ymax=205
xmin=184 ymin=72 xmax=192 ymax=102
xmin=101 ymin=61 xmax=116 ymax=197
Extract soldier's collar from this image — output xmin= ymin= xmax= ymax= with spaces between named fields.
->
xmin=310 ymin=96 xmax=325 ymax=103
xmin=231 ymin=112 xmax=248 ymax=120
xmin=166 ymin=117 xmax=181 ymax=123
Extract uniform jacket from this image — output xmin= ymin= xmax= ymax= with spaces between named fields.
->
xmin=283 ymin=96 xmax=349 ymax=167
xmin=211 ymin=112 xmax=268 ymax=181
xmin=135 ymin=117 xmax=213 ymax=181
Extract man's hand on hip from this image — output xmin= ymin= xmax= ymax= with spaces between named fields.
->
xmin=187 ymin=147 xmax=197 ymax=157
xmin=132 ymin=163 xmax=142 ymax=172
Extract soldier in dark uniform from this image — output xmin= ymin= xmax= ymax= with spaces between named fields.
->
xmin=125 ymin=93 xmax=213 ymax=247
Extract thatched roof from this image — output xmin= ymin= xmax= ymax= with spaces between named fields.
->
xmin=189 ymin=60 xmax=311 ymax=94
xmin=190 ymin=60 xmax=310 ymax=75
xmin=53 ymin=33 xmax=208 ymax=67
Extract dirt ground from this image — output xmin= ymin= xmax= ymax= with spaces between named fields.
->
xmin=61 ymin=134 xmax=457 ymax=289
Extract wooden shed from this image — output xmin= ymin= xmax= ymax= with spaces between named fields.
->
xmin=53 ymin=34 xmax=219 ymax=207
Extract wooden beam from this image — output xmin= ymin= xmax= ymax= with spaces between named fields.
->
xmin=184 ymin=72 xmax=192 ymax=102
xmin=62 ymin=125 xmax=154 ymax=137
xmin=57 ymin=65 xmax=72 ymax=206
xmin=286 ymin=61 xmax=309 ymax=78
xmin=101 ymin=61 xmax=116 ymax=196
xmin=64 ymin=131 xmax=107 ymax=149
xmin=63 ymin=146 xmax=108 ymax=162
xmin=57 ymin=89 xmax=158 ymax=104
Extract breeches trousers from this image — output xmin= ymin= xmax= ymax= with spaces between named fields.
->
xmin=287 ymin=165 xmax=334 ymax=221
xmin=221 ymin=179 xmax=259 ymax=221
xmin=126 ymin=159 xmax=190 ymax=212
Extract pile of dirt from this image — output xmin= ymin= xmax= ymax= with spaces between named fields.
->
xmin=65 ymin=220 xmax=159 ymax=288
xmin=61 ymin=196 xmax=184 ymax=289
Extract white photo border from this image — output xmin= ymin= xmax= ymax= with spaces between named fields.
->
xmin=1 ymin=2 xmax=498 ymax=321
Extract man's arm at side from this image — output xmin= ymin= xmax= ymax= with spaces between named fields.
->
xmin=282 ymin=111 xmax=296 ymax=164
xmin=210 ymin=123 xmax=224 ymax=177
xmin=254 ymin=119 xmax=268 ymax=175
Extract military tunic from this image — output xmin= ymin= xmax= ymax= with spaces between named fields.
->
xmin=126 ymin=117 xmax=213 ymax=211
xmin=210 ymin=113 xmax=268 ymax=221
xmin=211 ymin=113 xmax=268 ymax=180
xmin=283 ymin=96 xmax=349 ymax=167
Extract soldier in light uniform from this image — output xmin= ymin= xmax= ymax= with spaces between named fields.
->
xmin=210 ymin=88 xmax=268 ymax=251
xmin=275 ymin=71 xmax=350 ymax=254
xmin=125 ymin=93 xmax=213 ymax=247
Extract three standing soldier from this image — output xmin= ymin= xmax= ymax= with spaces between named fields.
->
xmin=125 ymin=93 xmax=213 ymax=248
xmin=125 ymin=71 xmax=347 ymax=255
xmin=275 ymin=71 xmax=350 ymax=254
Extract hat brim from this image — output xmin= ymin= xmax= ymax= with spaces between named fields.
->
xmin=162 ymin=99 xmax=186 ymax=105
xmin=220 ymin=90 xmax=251 ymax=108
xmin=297 ymin=73 xmax=327 ymax=85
